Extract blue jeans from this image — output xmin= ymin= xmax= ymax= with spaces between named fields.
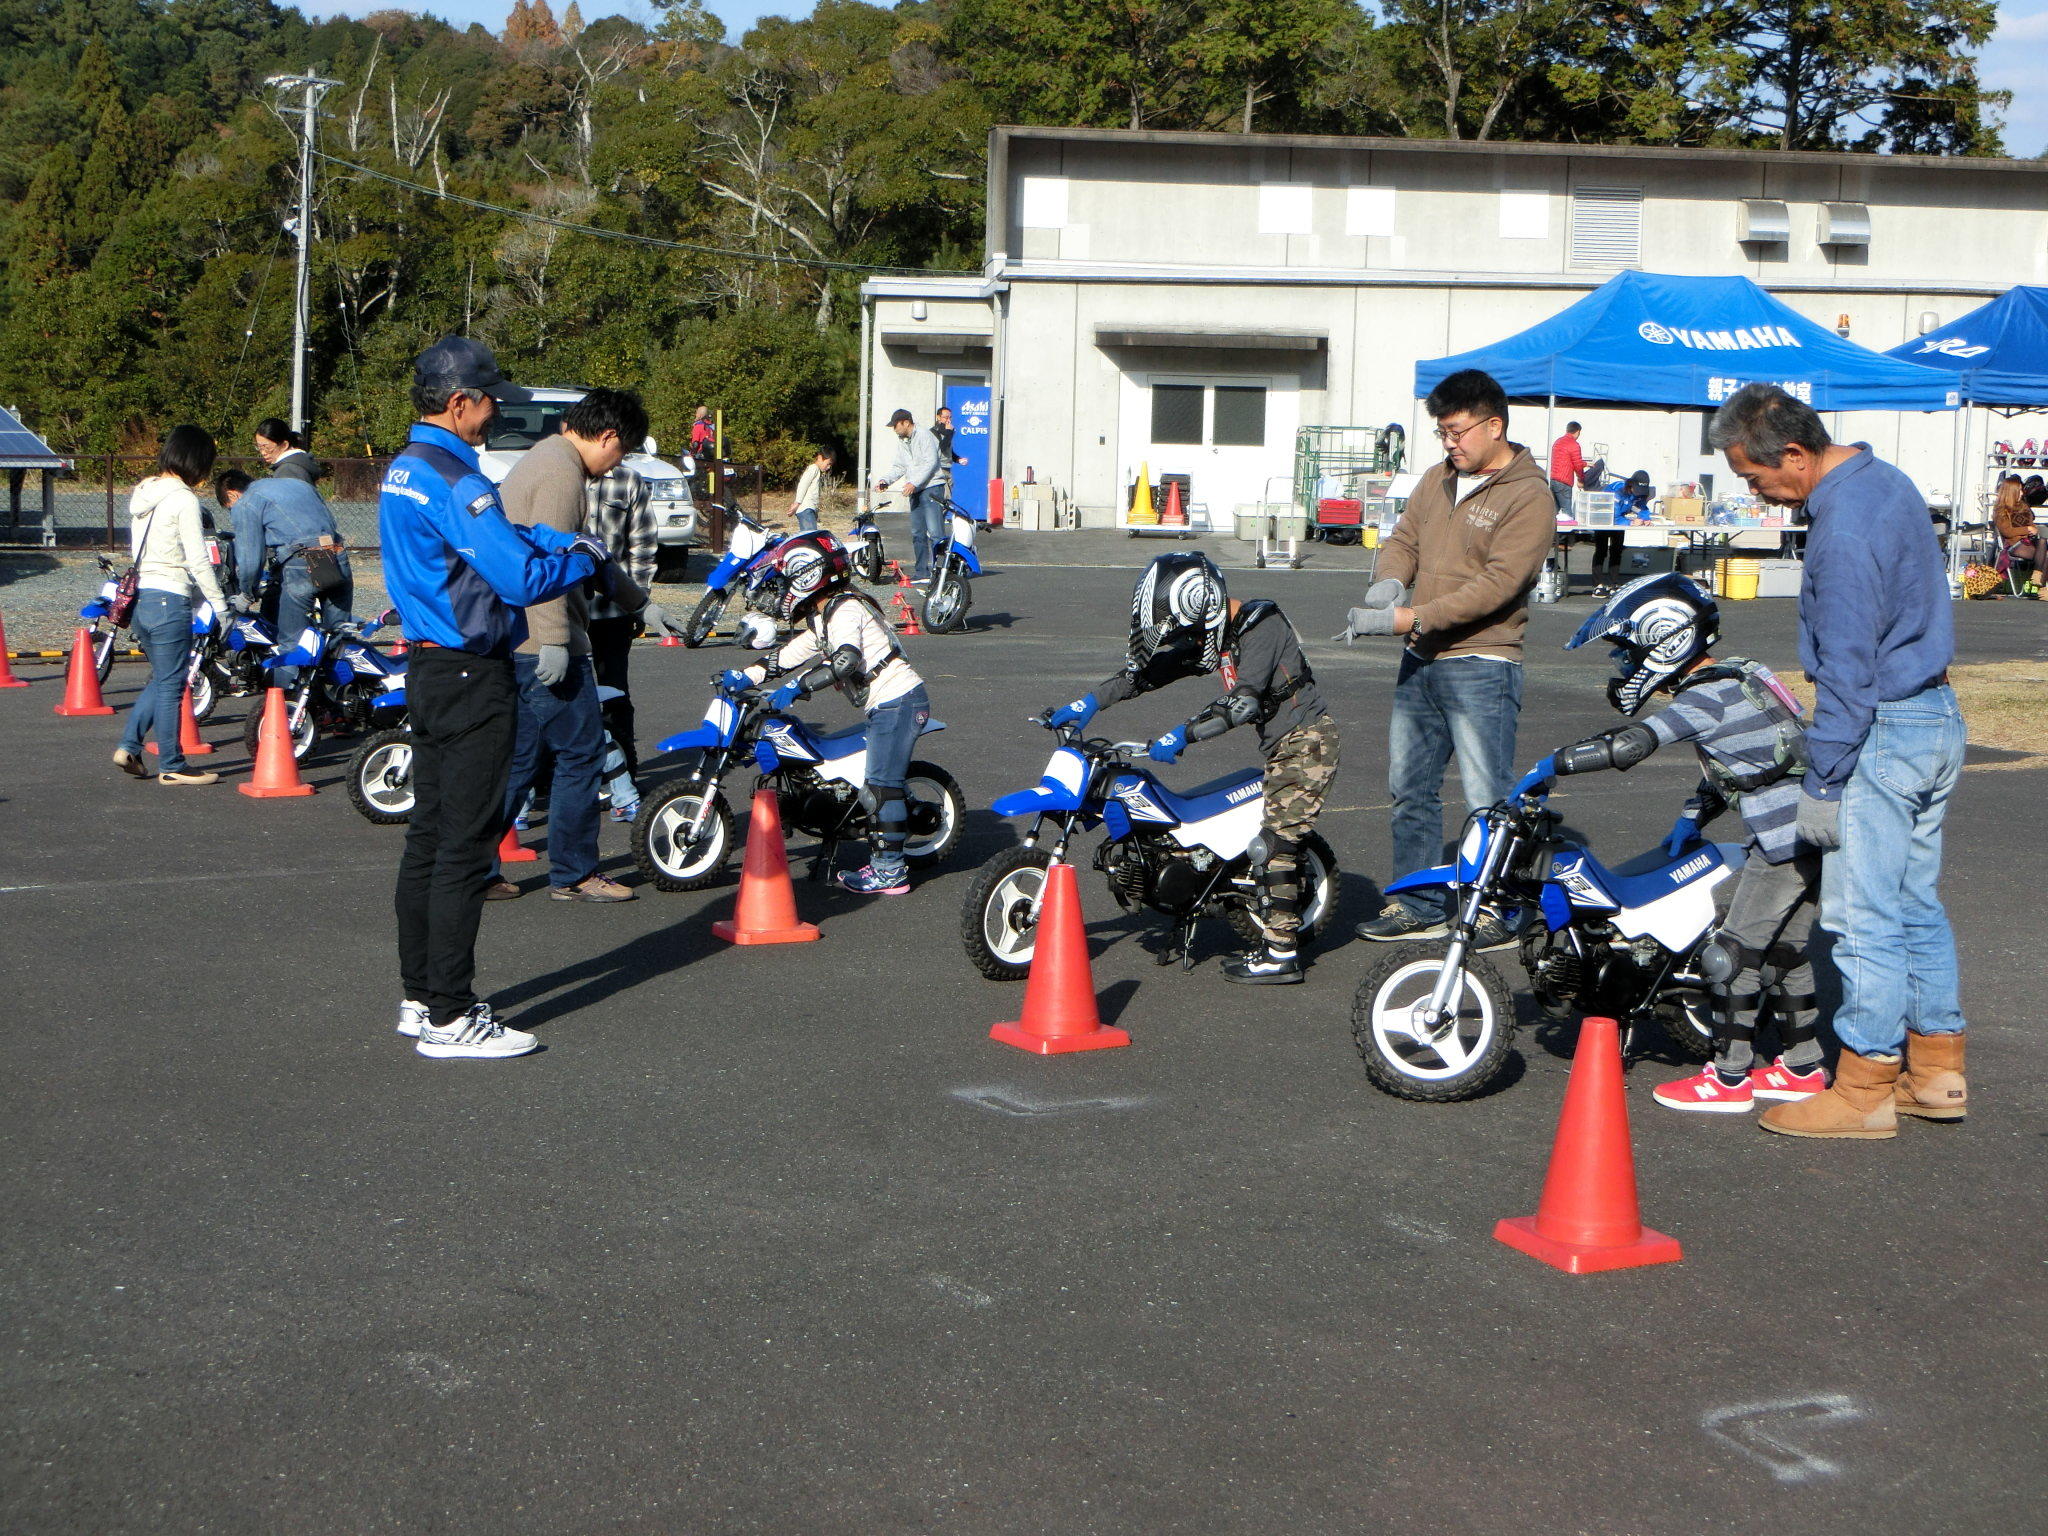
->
xmin=862 ymin=684 xmax=930 ymax=879
xmin=273 ymin=555 xmax=354 ymax=689
xmin=1388 ymin=653 xmax=1523 ymax=917
xmin=120 ymin=590 xmax=193 ymax=774
xmin=908 ymin=490 xmax=946 ymax=578
xmin=795 ymin=508 xmax=819 ymax=533
xmin=503 ymin=654 xmax=605 ymax=889
xmin=1819 ymin=685 xmax=1966 ymax=1057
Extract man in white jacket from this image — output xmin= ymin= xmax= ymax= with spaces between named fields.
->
xmin=878 ymin=409 xmax=943 ymax=581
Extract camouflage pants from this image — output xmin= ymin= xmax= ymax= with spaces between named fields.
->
xmin=1258 ymin=714 xmax=1341 ymax=942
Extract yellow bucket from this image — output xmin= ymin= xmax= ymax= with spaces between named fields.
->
xmin=1715 ymin=557 xmax=1761 ymax=601
xmin=1363 ymin=525 xmax=1380 ymax=549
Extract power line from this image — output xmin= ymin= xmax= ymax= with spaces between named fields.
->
xmin=313 ymin=152 xmax=978 ymax=279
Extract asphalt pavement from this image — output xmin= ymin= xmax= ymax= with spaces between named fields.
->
xmin=4 ymin=535 xmax=2045 ymax=1534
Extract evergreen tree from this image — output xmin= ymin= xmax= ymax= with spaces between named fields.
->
xmin=69 ymin=34 xmax=122 ymax=117
xmin=8 ymin=144 xmax=80 ymax=289
xmin=70 ymin=96 xmax=135 ymax=246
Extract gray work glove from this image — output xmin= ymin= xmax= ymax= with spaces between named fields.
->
xmin=639 ymin=601 xmax=675 ymax=638
xmin=1360 ymin=578 xmax=1407 ymax=609
xmin=1795 ymin=792 xmax=1841 ymax=851
xmin=228 ymin=593 xmax=256 ymax=615
xmin=1340 ymin=605 xmax=1401 ymax=639
xmin=533 ymin=643 xmax=570 ymax=688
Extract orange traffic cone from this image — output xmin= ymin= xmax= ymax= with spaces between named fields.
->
xmin=145 ymin=687 xmax=213 ymax=756
xmin=1160 ymin=478 xmax=1187 ymax=527
xmin=891 ymin=591 xmax=924 ymax=637
xmin=659 ymin=631 xmax=682 ymax=647
xmin=498 ymin=825 xmax=539 ymax=864
xmin=238 ymin=687 xmax=314 ymax=798
xmin=712 ymin=788 xmax=821 ymax=945
xmin=0 ymin=610 xmax=26 ymax=688
xmin=890 ymin=560 xmax=911 ymax=589
xmin=52 ymin=628 xmax=114 ymax=716
xmin=1494 ymin=1015 xmax=1683 ymax=1274
xmin=989 ymin=862 xmax=1130 ymax=1054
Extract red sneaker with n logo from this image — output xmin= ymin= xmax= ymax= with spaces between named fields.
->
xmin=1652 ymin=1067 xmax=1755 ymax=1113
xmin=1749 ymin=1057 xmax=1829 ymax=1101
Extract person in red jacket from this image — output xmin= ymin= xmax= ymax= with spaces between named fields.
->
xmin=1548 ymin=421 xmax=1586 ymax=513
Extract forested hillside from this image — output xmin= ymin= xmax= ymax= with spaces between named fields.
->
xmin=0 ymin=0 xmax=2007 ymax=467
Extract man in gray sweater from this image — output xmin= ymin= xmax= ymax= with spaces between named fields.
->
xmin=489 ymin=390 xmax=666 ymax=902
xmin=878 ymin=408 xmax=944 ymax=581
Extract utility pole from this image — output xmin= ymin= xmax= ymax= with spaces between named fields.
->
xmin=265 ymin=73 xmax=343 ymax=436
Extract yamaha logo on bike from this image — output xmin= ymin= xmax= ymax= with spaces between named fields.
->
xmin=1672 ymin=853 xmax=1712 ymax=881
xmin=1226 ymin=783 xmax=1261 ymax=805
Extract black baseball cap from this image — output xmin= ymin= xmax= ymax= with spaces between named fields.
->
xmin=887 ymin=408 xmax=914 ymax=425
xmin=413 ymin=335 xmax=533 ymax=403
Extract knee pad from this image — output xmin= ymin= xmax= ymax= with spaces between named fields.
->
xmin=1699 ymin=934 xmax=1745 ymax=987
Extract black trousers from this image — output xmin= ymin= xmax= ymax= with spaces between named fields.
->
xmin=586 ymin=615 xmax=638 ymax=775
xmin=396 ymin=649 xmax=517 ymax=1025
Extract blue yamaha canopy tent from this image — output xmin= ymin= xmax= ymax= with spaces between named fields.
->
xmin=1415 ymin=270 xmax=1960 ymax=412
xmin=1883 ymin=286 xmax=2048 ymax=407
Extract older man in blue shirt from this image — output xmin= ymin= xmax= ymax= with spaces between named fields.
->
xmin=220 ymin=471 xmax=354 ymax=688
xmin=1711 ymin=384 xmax=1966 ymax=1139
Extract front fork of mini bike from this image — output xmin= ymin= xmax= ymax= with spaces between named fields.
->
xmin=1016 ymin=814 xmax=1079 ymax=930
xmin=1418 ymin=816 xmax=1518 ymax=1031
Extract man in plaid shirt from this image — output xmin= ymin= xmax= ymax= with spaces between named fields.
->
xmin=584 ymin=461 xmax=666 ymax=796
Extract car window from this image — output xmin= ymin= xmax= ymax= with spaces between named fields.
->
xmin=486 ymin=402 xmax=571 ymax=451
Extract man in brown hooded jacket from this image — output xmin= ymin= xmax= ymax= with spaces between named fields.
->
xmin=1345 ymin=368 xmax=1556 ymax=943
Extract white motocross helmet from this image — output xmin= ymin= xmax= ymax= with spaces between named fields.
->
xmin=1129 ymin=553 xmax=1227 ymax=672
xmin=1565 ymin=571 xmax=1720 ymax=715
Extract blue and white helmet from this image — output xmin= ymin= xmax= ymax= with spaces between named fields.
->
xmin=1566 ymin=571 xmax=1719 ymax=715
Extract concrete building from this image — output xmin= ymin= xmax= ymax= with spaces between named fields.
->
xmin=859 ymin=126 xmax=2048 ymax=525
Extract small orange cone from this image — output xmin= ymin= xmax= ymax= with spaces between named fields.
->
xmin=712 ymin=788 xmax=821 ymax=945
xmin=890 ymin=560 xmax=911 ymax=589
xmin=145 ymin=687 xmax=213 ymax=756
xmin=990 ymin=862 xmax=1130 ymax=1054
xmin=1494 ymin=1015 xmax=1683 ymax=1274
xmin=0 ymin=610 xmax=26 ymax=688
xmin=1160 ymin=478 xmax=1187 ymax=527
xmin=52 ymin=628 xmax=114 ymax=716
xmin=659 ymin=632 xmax=681 ymax=647
xmin=891 ymin=591 xmax=924 ymax=637
xmin=498 ymin=825 xmax=539 ymax=864
xmin=238 ymin=687 xmax=314 ymax=798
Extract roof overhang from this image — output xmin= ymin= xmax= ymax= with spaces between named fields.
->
xmin=1093 ymin=324 xmax=1327 ymax=352
xmin=879 ymin=329 xmax=994 ymax=353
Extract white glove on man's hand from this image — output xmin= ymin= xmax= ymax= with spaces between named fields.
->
xmin=533 ymin=643 xmax=570 ymax=687
xmin=639 ymin=601 xmax=675 ymax=638
xmin=1361 ymin=578 xmax=1407 ymax=609
xmin=1795 ymin=792 xmax=1842 ymax=851
xmin=1343 ymin=606 xmax=1400 ymax=638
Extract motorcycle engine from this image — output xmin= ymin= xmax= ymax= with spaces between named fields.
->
xmin=1101 ymin=840 xmax=1207 ymax=916
xmin=778 ymin=778 xmax=848 ymax=837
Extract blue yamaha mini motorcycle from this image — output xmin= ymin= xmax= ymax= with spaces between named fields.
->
xmin=681 ymin=511 xmax=784 ymax=648
xmin=229 ymin=611 xmax=406 ymax=762
xmin=919 ymin=497 xmax=983 ymax=634
xmin=962 ymin=716 xmax=1338 ymax=979
xmin=631 ymin=678 xmax=964 ymax=889
xmin=1353 ymin=755 xmax=1728 ymax=1102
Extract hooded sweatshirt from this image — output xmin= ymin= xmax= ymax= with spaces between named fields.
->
xmin=130 ymin=475 xmax=228 ymax=607
xmin=1374 ymin=445 xmax=1554 ymax=662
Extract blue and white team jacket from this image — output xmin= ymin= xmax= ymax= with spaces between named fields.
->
xmin=378 ymin=423 xmax=596 ymax=656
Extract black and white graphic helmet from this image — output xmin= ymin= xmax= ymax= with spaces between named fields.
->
xmin=1566 ymin=571 xmax=1719 ymax=715
xmin=1129 ymin=553 xmax=1227 ymax=672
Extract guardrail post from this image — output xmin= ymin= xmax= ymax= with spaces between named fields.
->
xmin=104 ymin=454 xmax=116 ymax=549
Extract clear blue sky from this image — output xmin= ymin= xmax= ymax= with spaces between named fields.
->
xmin=301 ymin=0 xmax=2048 ymax=158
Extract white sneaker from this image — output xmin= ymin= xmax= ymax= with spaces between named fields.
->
xmin=414 ymin=1002 xmax=539 ymax=1059
xmin=397 ymin=999 xmax=429 ymax=1038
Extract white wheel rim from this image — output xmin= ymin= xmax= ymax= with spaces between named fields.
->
xmin=903 ymin=776 xmax=954 ymax=858
xmin=1301 ymin=849 xmax=1333 ymax=932
xmin=1369 ymin=958 xmax=1498 ymax=1081
xmin=650 ymin=795 xmax=723 ymax=879
xmin=983 ymin=865 xmax=1045 ymax=961
xmin=363 ymin=743 xmax=412 ymax=812
xmin=927 ymin=577 xmax=961 ymax=626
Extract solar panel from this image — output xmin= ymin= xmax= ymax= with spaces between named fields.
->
xmin=0 ymin=404 xmax=68 ymax=468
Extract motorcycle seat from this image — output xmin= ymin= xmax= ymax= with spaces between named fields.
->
xmin=1149 ymin=768 xmax=1264 ymax=822
xmin=1582 ymin=842 xmax=1734 ymax=908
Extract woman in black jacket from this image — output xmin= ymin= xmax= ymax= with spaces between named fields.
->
xmin=253 ymin=418 xmax=320 ymax=485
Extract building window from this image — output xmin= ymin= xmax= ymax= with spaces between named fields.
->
xmin=1570 ymin=187 xmax=1642 ymax=269
xmin=1151 ymin=385 xmax=1205 ymax=445
xmin=1212 ymin=386 xmax=1268 ymax=447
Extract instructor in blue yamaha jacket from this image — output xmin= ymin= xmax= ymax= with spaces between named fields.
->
xmin=381 ymin=337 xmax=612 ymax=1061
xmin=1711 ymin=383 xmax=1966 ymax=1139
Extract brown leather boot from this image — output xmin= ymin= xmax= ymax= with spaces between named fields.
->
xmin=1759 ymin=1049 xmax=1899 ymax=1139
xmin=1896 ymin=1030 xmax=1967 ymax=1121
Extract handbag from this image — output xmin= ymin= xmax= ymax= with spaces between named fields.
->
xmin=299 ymin=537 xmax=348 ymax=599
xmin=109 ymin=505 xmax=160 ymax=629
